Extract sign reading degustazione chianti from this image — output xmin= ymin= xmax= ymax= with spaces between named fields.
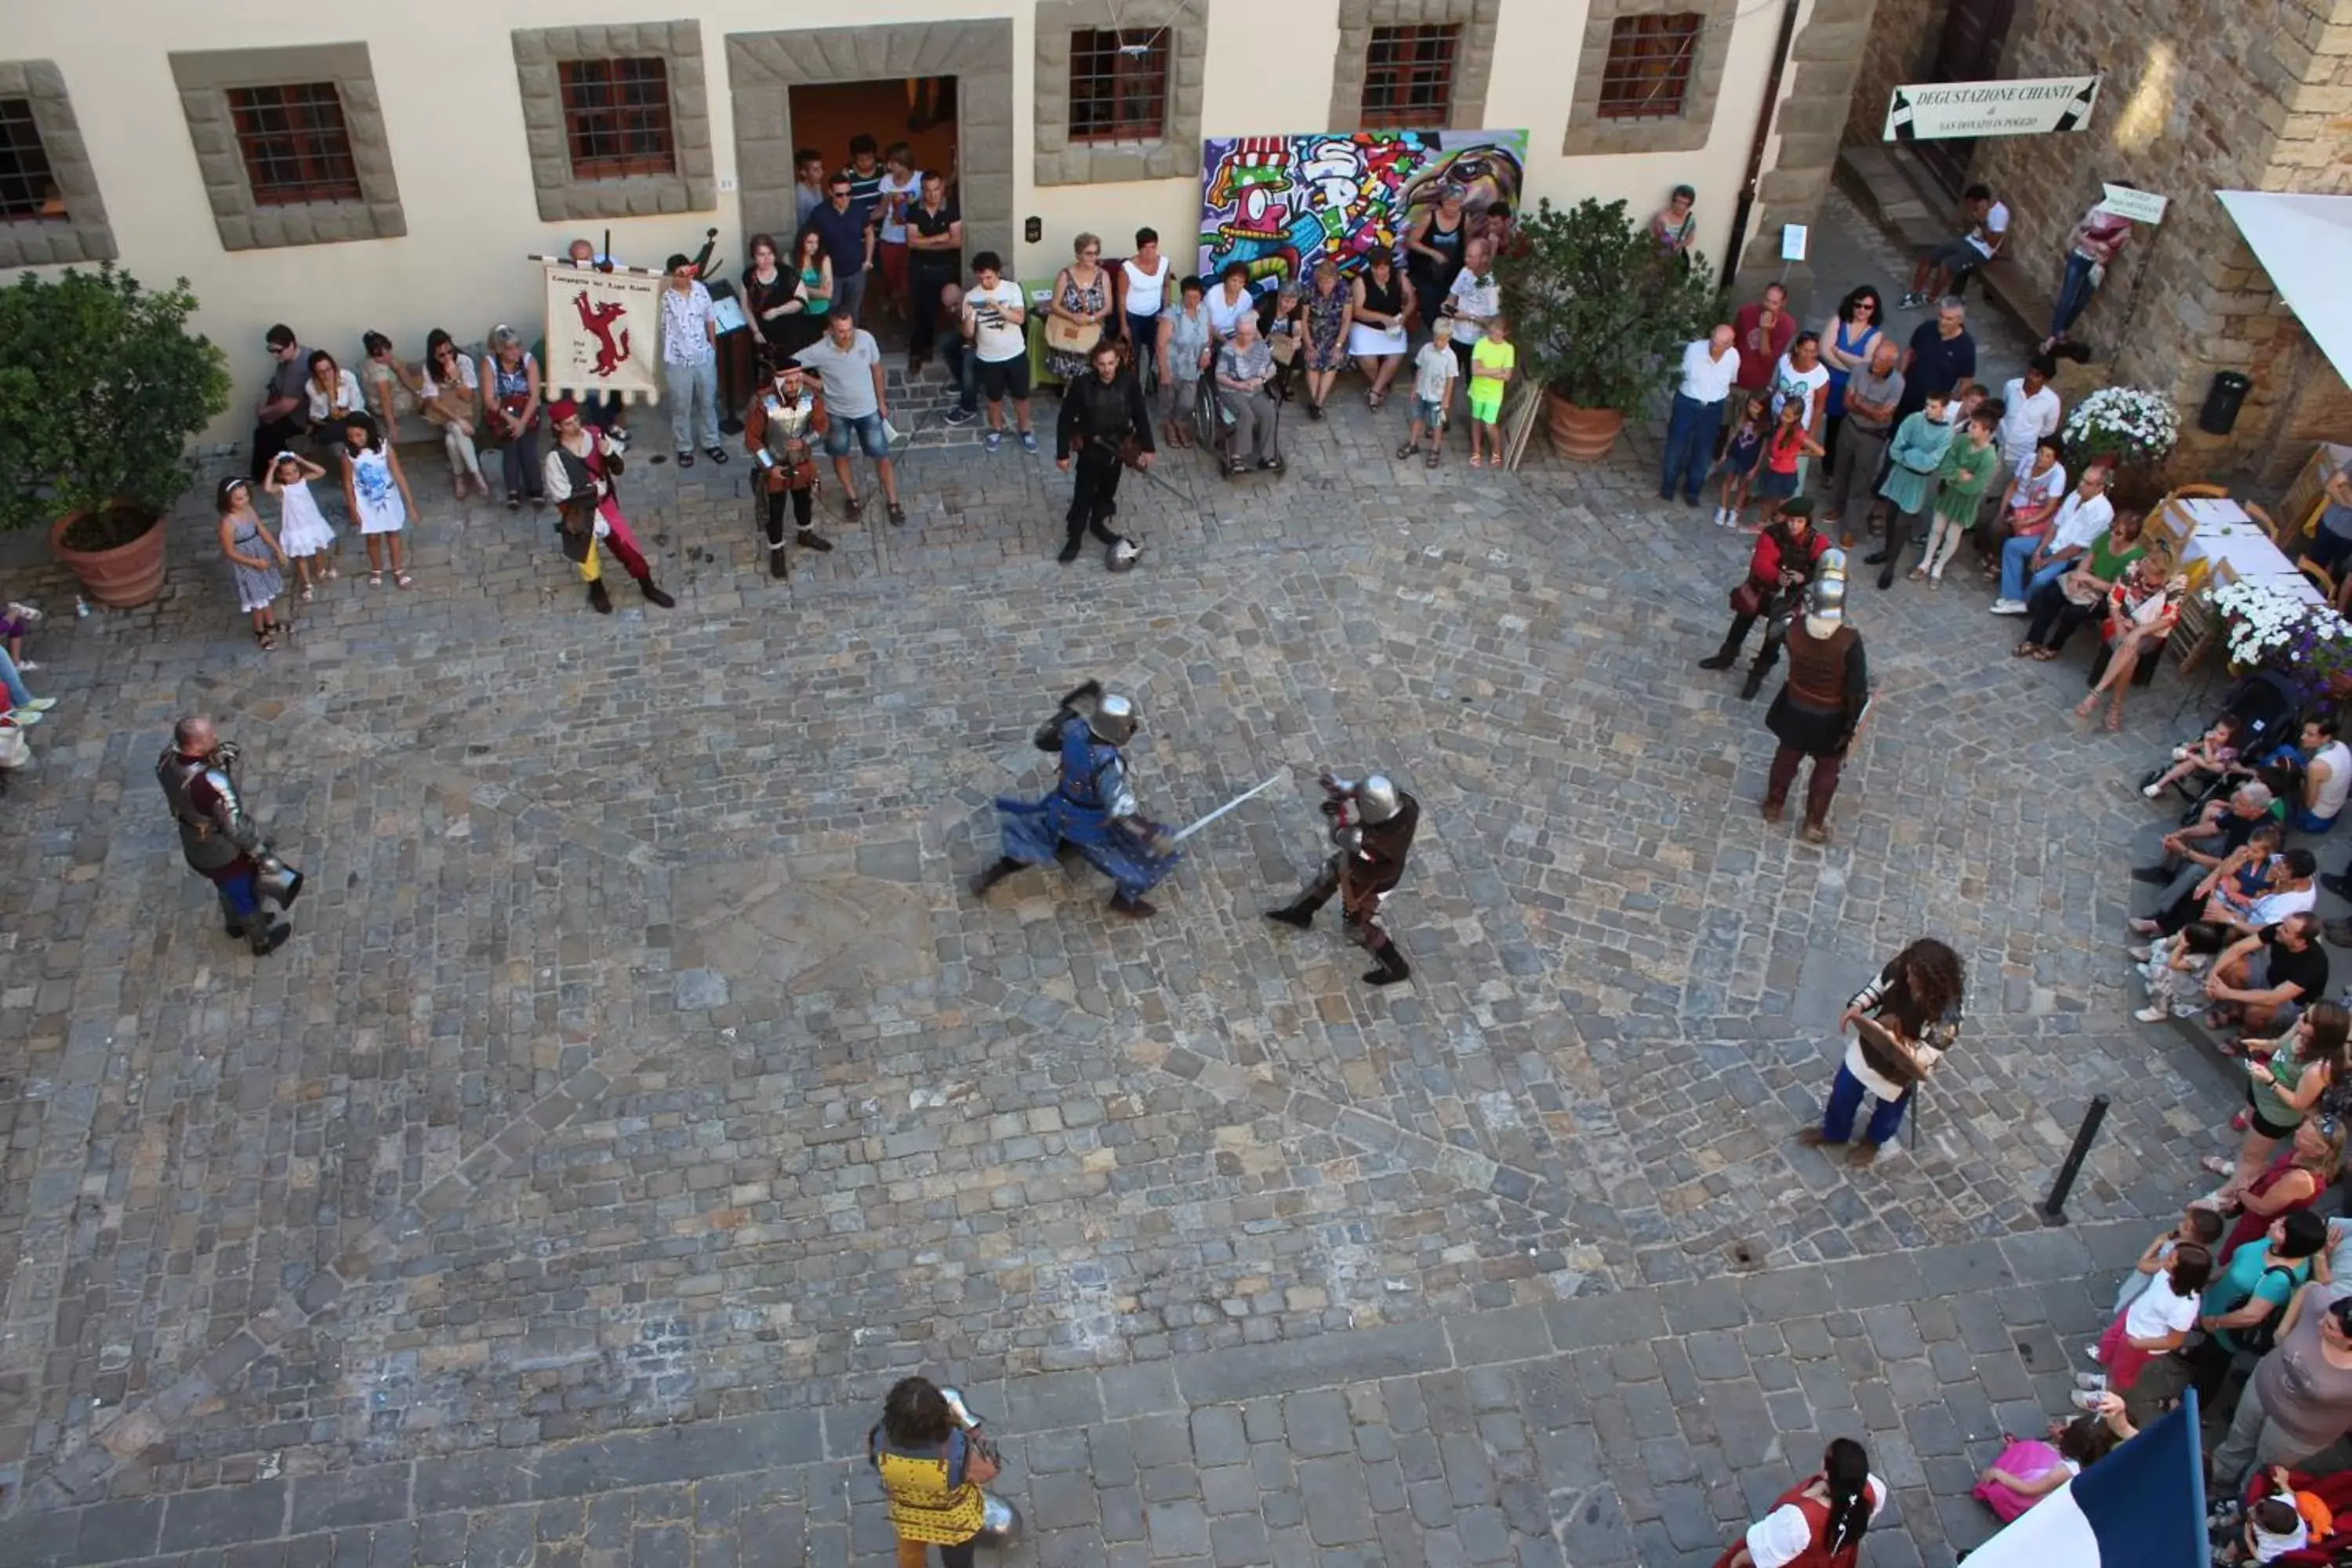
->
xmin=1882 ymin=74 xmax=2102 ymax=141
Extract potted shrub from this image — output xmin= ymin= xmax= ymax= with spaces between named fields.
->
xmin=0 ymin=264 xmax=230 ymax=606
xmin=1495 ymin=196 xmax=1722 ymax=462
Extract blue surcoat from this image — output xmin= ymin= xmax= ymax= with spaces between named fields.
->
xmin=993 ymin=714 xmax=1178 ymax=899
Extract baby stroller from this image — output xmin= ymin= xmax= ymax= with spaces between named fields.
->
xmin=2140 ymin=667 xmax=2300 ymax=826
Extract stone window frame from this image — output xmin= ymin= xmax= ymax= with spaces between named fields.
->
xmin=1327 ymin=0 xmax=1501 ymax=133
xmin=168 ymin=43 xmax=404 ymax=252
xmin=511 ymin=20 xmax=717 ymax=222
xmin=1560 ymin=0 xmax=1736 ymax=157
xmin=0 ymin=60 xmax=114 ymax=267
xmin=1034 ymin=0 xmax=1207 ymax=187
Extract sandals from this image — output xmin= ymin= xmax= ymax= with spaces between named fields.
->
xmin=1425 ymin=450 xmax=1441 ymax=470
xmin=2106 ymin=701 xmax=2124 ymax=732
xmin=2073 ymin=697 xmax=2099 ymax=720
xmin=2013 ymin=641 xmax=2036 ymax=659
xmin=2030 ymin=647 xmax=2058 ymax=662
xmin=395 ymin=572 xmax=413 ymax=589
xmin=368 ymin=571 xmax=383 ymax=587
xmin=1469 ymin=455 xmax=1485 ymax=468
xmin=1907 ymin=568 xmax=1928 ymax=582
xmin=677 ymin=452 xmax=695 ymax=470
xmin=844 ymin=496 xmax=864 ymax=521
xmin=254 ymin=626 xmax=277 ymax=652
xmin=1396 ymin=440 xmax=1416 ymax=459
xmin=300 ymin=584 xmax=314 ymax=603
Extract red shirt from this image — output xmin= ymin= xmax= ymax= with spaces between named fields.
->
xmin=1733 ymin=302 xmax=1796 ymax=392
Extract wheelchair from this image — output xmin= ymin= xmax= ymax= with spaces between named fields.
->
xmin=1190 ymin=368 xmax=1288 ymax=481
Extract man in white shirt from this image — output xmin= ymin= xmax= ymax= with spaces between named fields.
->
xmin=960 ymin=250 xmax=1035 ymax=453
xmin=659 ymin=253 xmax=724 ymax=467
xmin=1443 ymin=237 xmax=1501 ymax=379
xmin=792 ymin=308 xmax=905 ymax=524
xmin=1660 ymin=325 xmax=1737 ymax=504
xmin=1903 ymin=183 xmax=2008 ymax=307
xmin=1993 ymin=462 xmax=2111 ymax=613
xmin=2295 ymin=718 xmax=2352 ymax=833
xmin=1995 ymin=355 xmax=2062 ymax=475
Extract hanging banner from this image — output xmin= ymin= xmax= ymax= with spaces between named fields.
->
xmin=541 ymin=262 xmax=664 ymax=405
xmin=1197 ymin=129 xmax=1527 ymax=290
xmin=1882 ymin=74 xmax=2101 ymax=142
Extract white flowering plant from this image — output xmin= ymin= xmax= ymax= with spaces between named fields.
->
xmin=2061 ymin=387 xmax=2181 ymax=470
xmin=2212 ymin=579 xmax=2352 ymax=704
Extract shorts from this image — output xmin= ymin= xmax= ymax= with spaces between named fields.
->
xmin=1711 ymin=456 xmax=1755 ymax=482
xmin=1753 ymin=466 xmax=1800 ymax=499
xmin=2295 ymin=807 xmax=2339 ymax=834
xmin=2245 ymin=1083 xmax=2302 ymax=1142
xmin=822 ymin=408 xmax=891 ymax=459
xmin=1467 ymin=385 xmax=1503 ymax=423
xmin=977 ymin=354 xmax=1031 ymax=404
xmin=1413 ymin=397 xmax=1444 ymax=428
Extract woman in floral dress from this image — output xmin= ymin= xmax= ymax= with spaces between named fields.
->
xmin=1045 ymin=234 xmax=1111 ymax=383
xmin=1299 ymin=260 xmax=1353 ymax=421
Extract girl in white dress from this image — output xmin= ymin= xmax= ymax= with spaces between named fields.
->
xmin=264 ymin=451 xmax=337 ymax=599
xmin=338 ymin=412 xmax=417 ymax=588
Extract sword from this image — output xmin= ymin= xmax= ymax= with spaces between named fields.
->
xmin=1167 ymin=773 xmax=1287 ymax=844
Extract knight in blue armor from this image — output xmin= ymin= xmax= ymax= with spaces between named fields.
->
xmin=972 ymin=681 xmax=1179 ymax=919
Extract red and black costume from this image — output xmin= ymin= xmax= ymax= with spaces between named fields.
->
xmin=1700 ymin=508 xmax=1832 ymax=700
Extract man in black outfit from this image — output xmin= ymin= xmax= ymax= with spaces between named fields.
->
xmin=904 ymin=171 xmax=963 ymax=375
xmin=1893 ymin=297 xmax=1976 ymax=422
xmin=250 ymin=325 xmax=311 ymax=482
xmin=1054 ymin=339 xmax=1156 ymax=566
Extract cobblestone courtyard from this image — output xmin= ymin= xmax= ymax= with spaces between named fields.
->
xmin=0 ymin=270 xmax=2241 ymax=1564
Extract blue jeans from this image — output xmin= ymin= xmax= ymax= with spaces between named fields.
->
xmin=1659 ymin=392 xmax=1722 ymax=502
xmin=1125 ymin=310 xmax=1160 ymax=395
xmin=941 ymin=337 xmax=979 ymax=414
xmin=0 ymin=645 xmax=30 ymax=709
xmin=1821 ymin=1063 xmax=1911 ymax=1145
xmin=2050 ymin=252 xmax=2099 ymax=339
xmin=2296 ymin=808 xmax=2339 ymax=834
xmin=1999 ymin=536 xmax=2069 ymax=603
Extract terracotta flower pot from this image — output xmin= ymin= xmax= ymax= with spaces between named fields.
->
xmin=51 ymin=500 xmax=165 ymax=608
xmin=1543 ymin=392 xmax=1626 ymax=463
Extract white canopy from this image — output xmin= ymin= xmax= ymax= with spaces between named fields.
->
xmin=2216 ymin=191 xmax=2352 ymax=382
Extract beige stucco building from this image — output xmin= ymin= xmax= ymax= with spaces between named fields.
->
xmin=0 ymin=0 xmax=1875 ymax=437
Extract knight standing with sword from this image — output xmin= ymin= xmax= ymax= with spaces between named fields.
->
xmin=1265 ymin=771 xmax=1421 ymax=986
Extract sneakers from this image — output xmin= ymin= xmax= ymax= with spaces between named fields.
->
xmin=2134 ymin=1006 xmax=2169 ymax=1023
xmin=985 ymin=430 xmax=1003 ymax=453
xmin=17 ymin=697 xmax=54 ymax=713
xmin=1988 ymin=598 xmax=2027 ymax=615
xmin=2142 ymin=782 xmax=2165 ymax=798
xmin=1020 ymin=430 xmax=1039 ymax=454
xmin=6 ymin=601 xmax=42 ymax=624
xmin=942 ymin=406 xmax=978 ymax=427
xmin=5 ymin=708 xmax=40 ymax=726
xmin=2068 ymin=1390 xmax=2107 ymax=1413
xmin=2074 ymin=1370 xmax=2108 ymax=1391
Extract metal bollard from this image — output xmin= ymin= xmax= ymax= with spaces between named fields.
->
xmin=2038 ymin=1093 xmax=2111 ymax=1226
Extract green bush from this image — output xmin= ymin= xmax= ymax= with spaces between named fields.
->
xmin=1495 ymin=197 xmax=1724 ymax=415
xmin=0 ymin=263 xmax=230 ymax=536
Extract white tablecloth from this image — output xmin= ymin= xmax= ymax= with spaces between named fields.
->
xmin=2176 ymin=499 xmax=2326 ymax=605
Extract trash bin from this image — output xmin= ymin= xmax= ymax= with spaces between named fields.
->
xmin=2199 ymin=370 xmax=2252 ymax=435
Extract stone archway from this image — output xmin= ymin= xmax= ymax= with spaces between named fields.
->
xmin=724 ymin=21 xmax=1016 ymax=268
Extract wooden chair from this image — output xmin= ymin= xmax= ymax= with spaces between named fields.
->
xmin=2246 ymin=501 xmax=2281 ymax=543
xmin=2162 ymin=482 xmax=2230 ymax=503
xmin=2303 ymin=557 xmax=2339 ymax=603
xmin=2298 ymin=495 xmax=2330 ymax=547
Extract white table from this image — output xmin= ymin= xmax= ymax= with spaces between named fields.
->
xmin=2172 ymin=498 xmax=2326 ymax=606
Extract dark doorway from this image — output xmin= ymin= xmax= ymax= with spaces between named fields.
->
xmin=784 ymin=77 xmax=957 ymax=348
xmin=1918 ymin=0 xmax=2018 ymax=191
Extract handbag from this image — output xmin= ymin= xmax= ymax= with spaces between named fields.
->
xmin=1044 ymin=316 xmax=1101 ymax=355
xmin=1729 ymin=580 xmax=1766 ymax=617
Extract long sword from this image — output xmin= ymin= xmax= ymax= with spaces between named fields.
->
xmin=1167 ymin=773 xmax=1287 ymax=844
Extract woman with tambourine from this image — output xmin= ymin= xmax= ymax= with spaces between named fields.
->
xmin=1797 ymin=938 xmax=1965 ymax=1167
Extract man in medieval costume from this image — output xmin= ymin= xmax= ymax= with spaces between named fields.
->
xmin=972 ymin=681 xmax=1178 ymax=919
xmin=742 ymin=357 xmax=834 ymax=579
xmin=1762 ymin=547 xmax=1870 ymax=845
xmin=1054 ymin=338 xmax=1156 ymax=568
xmin=1265 ymin=771 xmax=1421 ymax=986
xmin=542 ymin=398 xmax=679 ymax=614
xmin=156 ymin=715 xmax=303 ymax=956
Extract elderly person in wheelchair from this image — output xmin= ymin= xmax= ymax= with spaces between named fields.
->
xmin=1213 ymin=313 xmax=1283 ymax=477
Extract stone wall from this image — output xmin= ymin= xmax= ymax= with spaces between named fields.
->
xmin=1733 ymin=0 xmax=1887 ymax=302
xmin=1838 ymin=0 xmax=1940 ymax=151
xmin=1851 ymin=0 xmax=2352 ymax=485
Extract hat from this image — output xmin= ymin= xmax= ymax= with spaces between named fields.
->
xmin=547 ymin=397 xmax=579 ymax=423
xmin=1780 ymin=496 xmax=1814 ymax=518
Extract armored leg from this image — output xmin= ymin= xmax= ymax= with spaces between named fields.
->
xmin=1266 ymin=855 xmax=1341 ymax=927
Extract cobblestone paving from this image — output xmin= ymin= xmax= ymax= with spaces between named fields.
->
xmin=0 ymin=243 xmax=2234 ymax=1564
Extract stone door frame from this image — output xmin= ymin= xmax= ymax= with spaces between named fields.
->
xmin=724 ymin=21 xmax=1015 ymax=272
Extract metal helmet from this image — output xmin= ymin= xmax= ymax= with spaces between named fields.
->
xmin=1105 ymin=535 xmax=1142 ymax=573
xmin=1090 ymin=692 xmax=1138 ymax=745
xmin=1356 ymin=775 xmax=1402 ymax=823
xmin=1805 ymin=548 xmax=1849 ymax=637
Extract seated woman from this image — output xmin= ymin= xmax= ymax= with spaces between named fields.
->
xmin=2075 ymin=556 xmax=2184 ymax=731
xmin=2186 ymin=1210 xmax=2329 ymax=1407
xmin=1258 ymin=283 xmax=1305 ymax=405
xmin=2016 ymin=509 xmax=2143 ymax=659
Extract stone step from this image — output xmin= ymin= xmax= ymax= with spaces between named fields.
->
xmin=1835 ymin=143 xmax=2057 ymax=352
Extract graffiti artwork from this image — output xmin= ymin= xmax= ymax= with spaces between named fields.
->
xmin=1197 ymin=129 xmax=1527 ymax=292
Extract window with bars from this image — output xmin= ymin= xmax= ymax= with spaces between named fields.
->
xmin=559 ymin=58 xmax=677 ymax=180
xmin=1597 ymin=13 xmax=1704 ymax=120
xmin=1069 ymin=28 xmax=1170 ymax=143
xmin=227 ymin=83 xmax=363 ymax=205
xmin=1359 ymin=24 xmax=1460 ymax=129
xmin=0 ymin=98 xmax=62 ymax=222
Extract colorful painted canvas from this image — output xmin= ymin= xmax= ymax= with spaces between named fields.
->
xmin=1197 ymin=129 xmax=1528 ymax=292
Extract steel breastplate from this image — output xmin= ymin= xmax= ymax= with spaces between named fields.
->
xmin=763 ymin=393 xmax=815 ymax=448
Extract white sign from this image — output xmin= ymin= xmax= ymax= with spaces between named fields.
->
xmin=2098 ymin=183 xmax=2169 ymax=224
xmin=1883 ymin=74 xmax=2101 ymax=142
xmin=1780 ymin=223 xmax=1809 ymax=263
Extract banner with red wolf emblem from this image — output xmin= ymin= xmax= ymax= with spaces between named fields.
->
xmin=542 ymin=262 xmax=663 ymax=405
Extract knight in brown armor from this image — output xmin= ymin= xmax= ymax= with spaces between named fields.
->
xmin=1265 ymin=772 xmax=1421 ymax=986
xmin=743 ymin=358 xmax=833 ymax=579
xmin=1763 ymin=548 xmax=1870 ymax=845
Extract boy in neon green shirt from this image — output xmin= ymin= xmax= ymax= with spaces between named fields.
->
xmin=1468 ymin=315 xmax=1515 ymax=467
